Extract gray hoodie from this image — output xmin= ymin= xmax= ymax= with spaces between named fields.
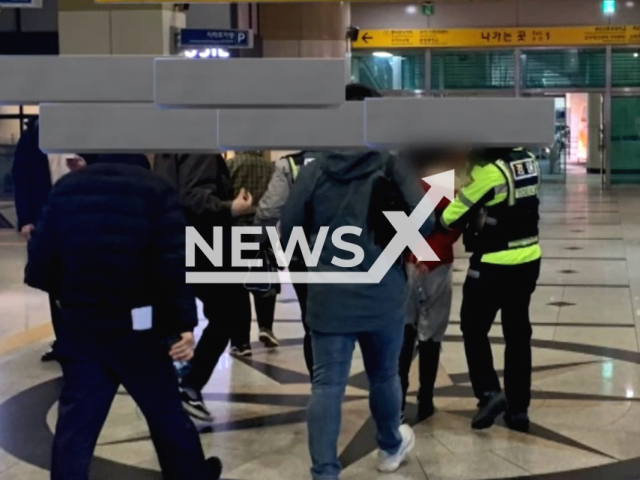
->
xmin=280 ymin=151 xmax=434 ymax=333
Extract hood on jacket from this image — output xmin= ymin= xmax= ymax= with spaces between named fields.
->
xmin=320 ymin=150 xmax=388 ymax=182
xmin=96 ymin=154 xmax=150 ymax=170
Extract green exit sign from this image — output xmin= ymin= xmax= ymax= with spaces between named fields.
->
xmin=422 ymin=2 xmax=434 ymax=16
xmin=602 ymin=0 xmax=616 ymax=14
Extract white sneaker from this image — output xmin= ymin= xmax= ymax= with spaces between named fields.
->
xmin=377 ymin=424 xmax=415 ymax=473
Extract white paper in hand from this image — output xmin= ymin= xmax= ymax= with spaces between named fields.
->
xmin=132 ymin=306 xmax=153 ymax=331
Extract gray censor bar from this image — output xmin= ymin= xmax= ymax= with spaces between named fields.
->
xmin=365 ymin=97 xmax=555 ymax=148
xmin=0 ymin=56 xmax=155 ymax=104
xmin=39 ymin=103 xmax=218 ymax=153
xmin=218 ymin=102 xmax=365 ymax=150
xmin=154 ymin=58 xmax=346 ymax=108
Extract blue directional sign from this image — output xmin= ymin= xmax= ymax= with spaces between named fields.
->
xmin=179 ymin=29 xmax=253 ymax=49
xmin=0 ymin=0 xmax=42 ymax=6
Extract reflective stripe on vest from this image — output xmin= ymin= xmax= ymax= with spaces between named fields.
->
xmin=288 ymin=157 xmax=300 ymax=181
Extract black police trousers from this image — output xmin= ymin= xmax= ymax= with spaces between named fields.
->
xmin=460 ymin=258 xmax=541 ymax=414
xmin=52 ymin=320 xmax=210 ymax=480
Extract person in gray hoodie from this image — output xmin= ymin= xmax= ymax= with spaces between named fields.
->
xmin=280 ymin=84 xmax=435 ymax=480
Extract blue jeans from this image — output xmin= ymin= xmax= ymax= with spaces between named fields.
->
xmin=307 ymin=322 xmax=404 ymax=480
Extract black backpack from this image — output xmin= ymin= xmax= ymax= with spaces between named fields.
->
xmin=368 ymin=157 xmax=410 ymax=250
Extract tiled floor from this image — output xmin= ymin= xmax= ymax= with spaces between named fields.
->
xmin=2 ymin=173 xmax=640 ymax=480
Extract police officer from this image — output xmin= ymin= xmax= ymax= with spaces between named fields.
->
xmin=441 ymin=147 xmax=542 ymax=433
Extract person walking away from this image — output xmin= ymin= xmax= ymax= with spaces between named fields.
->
xmin=228 ymin=151 xmax=278 ymax=353
xmin=25 ymin=154 xmax=222 ymax=480
xmin=254 ymin=150 xmax=319 ymax=377
xmin=398 ymin=149 xmax=466 ymax=423
xmin=441 ymin=147 xmax=542 ymax=432
xmin=154 ymin=153 xmax=252 ymax=422
xmin=12 ymin=118 xmax=96 ymax=362
xmin=280 ymin=84 xmax=435 ymax=480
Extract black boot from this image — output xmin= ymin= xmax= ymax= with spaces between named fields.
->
xmin=417 ymin=340 xmax=440 ymax=421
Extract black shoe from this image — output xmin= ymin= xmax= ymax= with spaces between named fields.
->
xmin=417 ymin=400 xmax=435 ymax=422
xmin=472 ymin=392 xmax=507 ymax=430
xmin=206 ymin=456 xmax=223 ymax=480
xmin=181 ymin=389 xmax=213 ymax=422
xmin=504 ymin=411 xmax=530 ymax=433
xmin=41 ymin=342 xmax=58 ymax=362
xmin=259 ymin=328 xmax=280 ymax=348
xmin=236 ymin=344 xmax=252 ymax=357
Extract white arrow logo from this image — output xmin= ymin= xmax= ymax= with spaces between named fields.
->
xmin=186 ymin=170 xmax=454 ymax=284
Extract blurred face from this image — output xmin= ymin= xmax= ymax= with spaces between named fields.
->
xmin=446 ymin=148 xmax=471 ymax=171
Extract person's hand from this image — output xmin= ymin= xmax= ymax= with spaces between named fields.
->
xmin=20 ymin=224 xmax=35 ymax=241
xmin=169 ymin=332 xmax=195 ymax=362
xmin=231 ymin=188 xmax=253 ymax=218
xmin=415 ymin=262 xmax=430 ymax=273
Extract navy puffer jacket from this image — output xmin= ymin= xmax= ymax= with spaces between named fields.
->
xmin=25 ymin=155 xmax=197 ymax=336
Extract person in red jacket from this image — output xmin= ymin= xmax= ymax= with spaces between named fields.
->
xmin=399 ymin=149 xmax=467 ymax=422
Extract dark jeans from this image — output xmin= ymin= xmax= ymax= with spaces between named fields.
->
xmin=182 ymin=283 xmax=248 ymax=392
xmin=52 ymin=323 xmax=209 ymax=480
xmin=399 ymin=324 xmax=417 ymax=411
xmin=460 ymin=259 xmax=541 ymax=413
xmin=231 ymin=290 xmax=277 ymax=347
xmin=307 ymin=322 xmax=404 ymax=480
xmin=293 ymin=281 xmax=312 ymax=378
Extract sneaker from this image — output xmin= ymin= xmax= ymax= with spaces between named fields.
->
xmin=41 ymin=342 xmax=58 ymax=362
xmin=206 ymin=456 xmax=223 ymax=480
xmin=471 ymin=392 xmax=507 ymax=430
xmin=378 ymin=424 xmax=415 ymax=473
xmin=181 ymin=389 xmax=213 ymax=422
xmin=504 ymin=411 xmax=530 ymax=433
xmin=259 ymin=328 xmax=280 ymax=348
xmin=236 ymin=344 xmax=252 ymax=357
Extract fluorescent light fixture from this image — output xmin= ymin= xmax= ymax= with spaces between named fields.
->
xmin=602 ymin=0 xmax=616 ymax=14
xmin=405 ymin=4 xmax=418 ymax=14
xmin=372 ymin=51 xmax=393 ymax=58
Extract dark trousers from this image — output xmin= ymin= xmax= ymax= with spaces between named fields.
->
xmin=399 ymin=324 xmax=417 ymax=411
xmin=49 ymin=296 xmax=62 ymax=348
xmin=182 ymin=283 xmax=247 ymax=392
xmin=52 ymin=324 xmax=209 ymax=480
xmin=460 ymin=259 xmax=541 ymax=413
xmin=293 ymin=281 xmax=312 ymax=378
xmin=230 ymin=290 xmax=277 ymax=347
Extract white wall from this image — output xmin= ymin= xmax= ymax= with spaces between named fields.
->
xmin=352 ymin=0 xmax=640 ymax=29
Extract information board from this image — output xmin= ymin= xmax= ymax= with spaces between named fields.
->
xmin=352 ymin=25 xmax=640 ymax=49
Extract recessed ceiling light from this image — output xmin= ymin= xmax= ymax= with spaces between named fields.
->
xmin=626 ymin=0 xmax=635 ymax=7
xmin=405 ymin=4 xmax=418 ymax=14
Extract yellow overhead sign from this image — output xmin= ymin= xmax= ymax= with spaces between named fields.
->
xmin=352 ymin=25 xmax=640 ymax=49
xmin=96 ymin=0 xmax=399 ymax=2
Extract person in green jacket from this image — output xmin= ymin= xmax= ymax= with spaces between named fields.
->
xmin=441 ymin=147 xmax=542 ymax=433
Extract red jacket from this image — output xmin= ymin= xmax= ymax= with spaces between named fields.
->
xmin=408 ymin=184 xmax=461 ymax=270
